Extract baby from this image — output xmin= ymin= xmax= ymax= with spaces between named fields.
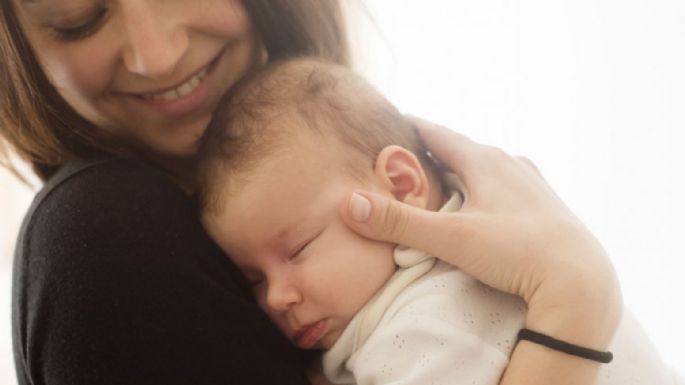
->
xmin=196 ymin=58 xmax=678 ymax=385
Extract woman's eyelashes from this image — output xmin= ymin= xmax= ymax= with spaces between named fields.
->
xmin=49 ymin=7 xmax=109 ymax=42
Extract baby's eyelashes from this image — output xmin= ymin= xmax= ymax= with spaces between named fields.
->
xmin=287 ymin=230 xmax=324 ymax=262
xmin=288 ymin=240 xmax=313 ymax=261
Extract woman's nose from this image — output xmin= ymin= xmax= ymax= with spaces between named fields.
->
xmin=120 ymin=1 xmax=189 ymax=79
xmin=265 ymin=277 xmax=303 ymax=312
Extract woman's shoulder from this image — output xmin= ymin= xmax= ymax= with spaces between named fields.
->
xmin=35 ymin=157 xmax=183 ymax=211
xmin=12 ymin=156 xmax=251 ymax=315
xmin=15 ymin=157 xmax=196 ymax=266
xmin=23 ymin=157 xmax=184 ymax=228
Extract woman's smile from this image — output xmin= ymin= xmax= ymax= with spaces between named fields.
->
xmin=124 ymin=45 xmax=227 ymax=118
xmin=137 ymin=59 xmax=213 ymax=101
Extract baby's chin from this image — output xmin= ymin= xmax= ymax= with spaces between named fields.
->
xmin=275 ymin=317 xmax=355 ymax=351
xmin=316 ymin=327 xmax=343 ymax=350
xmin=286 ymin=326 xmax=342 ymax=351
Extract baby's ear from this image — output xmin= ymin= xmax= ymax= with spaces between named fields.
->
xmin=373 ymin=145 xmax=430 ymax=209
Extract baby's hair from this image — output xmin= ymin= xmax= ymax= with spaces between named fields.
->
xmin=196 ymin=57 xmax=433 ymax=214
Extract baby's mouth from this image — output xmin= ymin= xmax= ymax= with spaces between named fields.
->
xmin=293 ymin=319 xmax=328 ymax=349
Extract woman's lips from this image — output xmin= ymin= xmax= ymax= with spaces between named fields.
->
xmin=140 ymin=66 xmax=210 ymax=101
xmin=127 ymin=48 xmax=226 ymax=118
xmin=293 ymin=319 xmax=328 ymax=349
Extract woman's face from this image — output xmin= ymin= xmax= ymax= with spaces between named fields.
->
xmin=14 ymin=0 xmax=258 ymax=158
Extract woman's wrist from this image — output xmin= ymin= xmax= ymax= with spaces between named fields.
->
xmin=499 ymin=260 xmax=622 ymax=385
xmin=525 ymin=259 xmax=623 ymax=351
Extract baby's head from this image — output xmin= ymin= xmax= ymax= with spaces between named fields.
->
xmin=197 ymin=58 xmax=445 ymax=350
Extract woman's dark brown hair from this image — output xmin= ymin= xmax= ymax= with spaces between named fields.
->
xmin=0 ymin=0 xmax=349 ymax=181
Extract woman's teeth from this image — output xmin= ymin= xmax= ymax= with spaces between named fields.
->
xmin=142 ymin=67 xmax=209 ymax=101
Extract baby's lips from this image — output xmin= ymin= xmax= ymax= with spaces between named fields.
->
xmin=293 ymin=319 xmax=328 ymax=349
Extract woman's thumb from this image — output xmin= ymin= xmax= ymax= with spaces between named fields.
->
xmin=340 ymin=191 xmax=437 ymax=251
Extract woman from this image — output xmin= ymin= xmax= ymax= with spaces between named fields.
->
xmin=1 ymin=1 xmax=621 ymax=384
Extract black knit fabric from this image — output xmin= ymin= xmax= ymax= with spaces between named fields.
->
xmin=12 ymin=158 xmax=310 ymax=385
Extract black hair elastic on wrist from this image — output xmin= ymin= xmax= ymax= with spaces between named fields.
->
xmin=517 ymin=328 xmax=613 ymax=363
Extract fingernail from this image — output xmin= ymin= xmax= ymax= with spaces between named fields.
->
xmin=349 ymin=193 xmax=371 ymax=222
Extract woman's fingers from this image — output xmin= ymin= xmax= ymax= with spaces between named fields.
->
xmin=407 ymin=116 xmax=481 ymax=185
xmin=515 ymin=155 xmax=536 ymax=171
xmin=340 ymin=191 xmax=465 ymax=259
xmin=408 ymin=116 xmax=522 ymax=198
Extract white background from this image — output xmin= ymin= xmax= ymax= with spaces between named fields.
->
xmin=1 ymin=0 xmax=684 ymax=382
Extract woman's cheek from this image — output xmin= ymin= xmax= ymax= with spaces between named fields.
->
xmin=42 ymin=40 xmax=118 ymax=99
xmin=195 ymin=0 xmax=251 ymax=36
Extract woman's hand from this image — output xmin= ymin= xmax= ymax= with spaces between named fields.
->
xmin=340 ymin=118 xmax=622 ymax=352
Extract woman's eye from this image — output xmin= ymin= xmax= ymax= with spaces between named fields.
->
xmin=50 ymin=8 xmax=108 ymax=42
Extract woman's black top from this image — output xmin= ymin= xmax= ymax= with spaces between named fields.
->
xmin=12 ymin=158 xmax=310 ymax=385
